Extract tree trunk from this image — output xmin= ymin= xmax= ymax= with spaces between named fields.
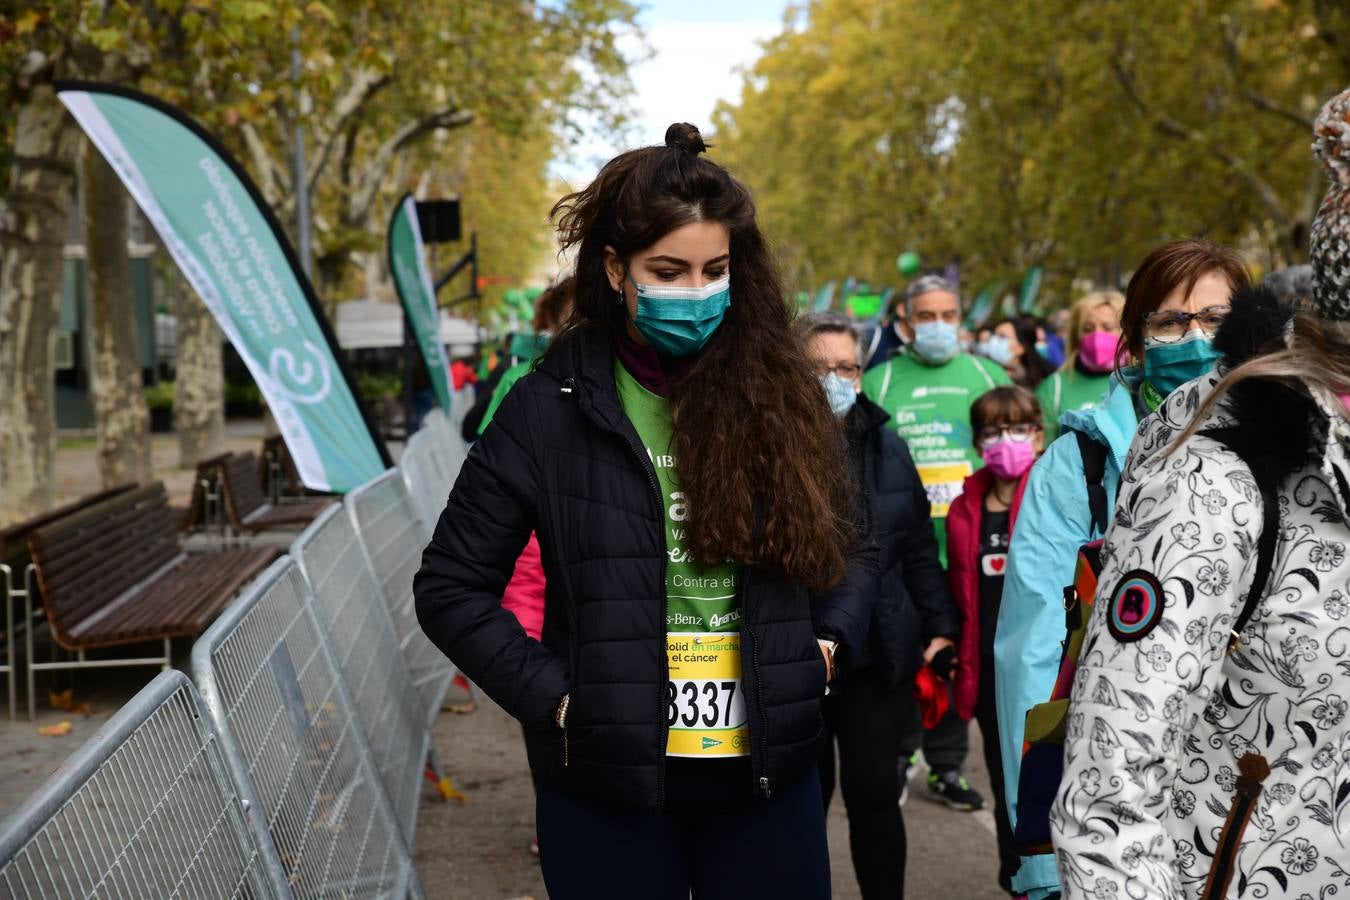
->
xmin=0 ymin=82 xmax=80 ymax=525
xmin=82 ymin=143 xmax=153 ymax=488
xmin=173 ymin=284 xmax=225 ymax=467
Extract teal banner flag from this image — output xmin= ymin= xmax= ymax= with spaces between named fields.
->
xmin=1019 ymin=266 xmax=1044 ymax=314
xmin=964 ymin=284 xmax=999 ymax=329
xmin=388 ymin=194 xmax=453 ymax=411
xmin=58 ymin=82 xmax=389 ymax=492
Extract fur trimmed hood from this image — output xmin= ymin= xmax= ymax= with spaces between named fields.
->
xmin=1210 ymin=285 xmax=1326 ymax=488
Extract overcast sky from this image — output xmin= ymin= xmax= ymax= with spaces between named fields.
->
xmin=553 ymin=0 xmax=789 ymax=183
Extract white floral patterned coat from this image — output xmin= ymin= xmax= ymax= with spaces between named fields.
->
xmin=1051 ymin=373 xmax=1350 ymax=900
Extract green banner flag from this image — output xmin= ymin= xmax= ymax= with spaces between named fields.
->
xmin=388 ymin=194 xmax=453 ymax=411
xmin=59 ymin=82 xmax=388 ymax=492
xmin=964 ymin=284 xmax=999 ymax=329
xmin=1019 ymin=265 xmax=1044 ymax=314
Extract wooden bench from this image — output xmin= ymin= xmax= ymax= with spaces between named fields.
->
xmin=0 ymin=484 xmax=139 ymax=720
xmin=259 ymin=434 xmax=334 ymax=500
xmin=220 ymin=451 xmax=331 ymax=534
xmin=25 ymin=483 xmax=279 ymax=714
xmin=178 ymin=451 xmax=234 ymax=533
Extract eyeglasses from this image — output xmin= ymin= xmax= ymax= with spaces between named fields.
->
xmin=1143 ymin=305 xmax=1230 ymax=343
xmin=816 ymin=363 xmax=862 ymax=379
xmin=976 ymin=423 xmax=1040 ymax=448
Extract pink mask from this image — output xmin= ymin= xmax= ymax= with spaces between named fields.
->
xmin=1078 ymin=331 xmax=1124 ymax=373
xmin=982 ymin=438 xmax=1037 ymax=480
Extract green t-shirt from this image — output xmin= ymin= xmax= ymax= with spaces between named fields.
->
xmin=478 ymin=360 xmax=530 ymax=435
xmin=1035 ymin=366 xmax=1112 ymax=442
xmin=613 ymin=359 xmax=749 ymax=758
xmin=861 ymin=351 xmax=1010 ymax=564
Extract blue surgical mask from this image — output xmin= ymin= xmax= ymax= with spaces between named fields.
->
xmin=912 ymin=321 xmax=960 ymax=364
xmin=821 ymin=372 xmax=857 ymax=417
xmin=629 ymin=273 xmax=731 ymax=357
xmin=984 ymin=334 xmax=1015 ymax=366
xmin=1143 ymin=329 xmax=1222 ymax=396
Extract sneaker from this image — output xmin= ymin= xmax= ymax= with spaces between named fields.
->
xmin=898 ymin=751 xmax=922 ymax=807
xmin=903 ymin=750 xmax=923 ymax=783
xmin=926 ymin=769 xmax=985 ymax=811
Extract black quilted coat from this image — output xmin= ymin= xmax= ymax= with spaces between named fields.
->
xmin=846 ymin=395 xmax=958 ymax=687
xmin=414 ymin=328 xmax=877 ymax=811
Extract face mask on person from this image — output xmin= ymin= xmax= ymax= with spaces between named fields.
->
xmin=820 ymin=372 xmax=857 ymax=417
xmin=984 ymin=334 xmax=1016 ymax=366
xmin=1078 ymin=331 xmax=1123 ymax=374
xmin=629 ymin=273 xmax=731 ymax=357
xmin=1143 ymin=329 xmax=1222 ymax=396
xmin=982 ymin=437 xmax=1037 ymax=480
xmin=911 ymin=321 xmax=960 ymax=364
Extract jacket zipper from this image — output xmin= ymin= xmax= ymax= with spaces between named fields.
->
xmin=1202 ymin=752 xmax=1269 ymax=900
xmin=559 ymin=378 xmax=583 ymax=769
xmin=615 ymin=418 xmax=669 ymax=809
xmin=742 ymin=566 xmax=771 ymax=799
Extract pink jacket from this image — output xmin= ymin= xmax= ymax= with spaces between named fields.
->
xmin=945 ymin=467 xmax=1029 ymax=720
xmin=501 ymin=532 xmax=545 ymax=641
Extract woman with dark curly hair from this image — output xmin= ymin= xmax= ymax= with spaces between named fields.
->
xmin=415 ymin=123 xmax=876 ymax=899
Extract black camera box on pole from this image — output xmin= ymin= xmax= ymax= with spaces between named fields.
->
xmin=416 ymin=199 xmax=461 ymax=244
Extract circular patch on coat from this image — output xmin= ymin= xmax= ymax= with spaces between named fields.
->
xmin=1107 ymin=570 xmax=1165 ymax=643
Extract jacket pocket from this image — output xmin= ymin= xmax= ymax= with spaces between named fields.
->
xmin=1201 ymin=752 xmax=1270 ymax=900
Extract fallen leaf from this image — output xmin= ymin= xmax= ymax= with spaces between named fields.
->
xmin=49 ymin=689 xmax=73 ymax=711
xmin=38 ymin=721 xmax=72 ymax=737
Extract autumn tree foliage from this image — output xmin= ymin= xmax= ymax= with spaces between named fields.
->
xmin=0 ymin=1 xmax=637 ymax=523
xmin=713 ymin=0 xmax=1350 ymax=299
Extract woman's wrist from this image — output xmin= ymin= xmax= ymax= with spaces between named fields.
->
xmin=817 ymin=638 xmax=839 ymax=683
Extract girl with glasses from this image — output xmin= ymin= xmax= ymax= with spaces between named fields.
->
xmin=946 ymin=386 xmax=1046 ymax=895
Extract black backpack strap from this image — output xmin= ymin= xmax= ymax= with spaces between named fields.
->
xmin=1199 ymin=426 xmax=1281 ymax=653
xmin=1074 ymin=430 xmax=1109 ymax=536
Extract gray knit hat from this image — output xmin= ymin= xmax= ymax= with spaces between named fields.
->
xmin=1310 ymin=87 xmax=1350 ymax=322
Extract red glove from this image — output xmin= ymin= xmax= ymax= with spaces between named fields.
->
xmin=912 ymin=666 xmax=950 ymax=730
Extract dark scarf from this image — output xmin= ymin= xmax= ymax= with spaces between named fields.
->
xmin=614 ymin=331 xmax=694 ymax=397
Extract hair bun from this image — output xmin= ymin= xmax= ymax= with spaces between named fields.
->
xmin=1313 ymin=87 xmax=1350 ymax=187
xmin=664 ymin=122 xmax=708 ymax=155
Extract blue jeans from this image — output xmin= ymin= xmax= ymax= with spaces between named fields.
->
xmin=536 ymin=769 xmax=831 ymax=899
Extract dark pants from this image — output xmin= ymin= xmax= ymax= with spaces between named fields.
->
xmin=974 ymin=658 xmax=1020 ymax=895
xmin=819 ymin=667 xmax=907 ymax=899
xmin=898 ymin=684 xmax=969 ymax=774
xmin=536 ymin=770 xmax=831 ymax=900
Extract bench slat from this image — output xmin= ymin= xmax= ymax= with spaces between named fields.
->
xmin=28 ymin=483 xmax=279 ymax=651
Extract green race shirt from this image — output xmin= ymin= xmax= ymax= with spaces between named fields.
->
xmin=478 ymin=360 xmax=530 ymax=435
xmin=861 ymin=351 xmax=1010 ymax=563
xmin=613 ymin=359 xmax=749 ymax=758
xmin=1035 ymin=366 xmax=1112 ymax=442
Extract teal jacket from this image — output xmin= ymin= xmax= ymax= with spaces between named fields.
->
xmin=992 ymin=374 xmax=1140 ymax=898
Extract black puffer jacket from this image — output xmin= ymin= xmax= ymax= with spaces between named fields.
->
xmin=415 ymin=329 xmax=877 ymax=810
xmin=846 ymin=395 xmax=958 ymax=687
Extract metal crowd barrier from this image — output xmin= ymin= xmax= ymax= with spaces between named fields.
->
xmin=419 ymin=408 xmax=468 ymax=485
xmin=290 ymin=505 xmax=429 ymax=847
xmin=191 ymin=558 xmax=422 ymax=899
xmin=0 ymin=670 xmax=271 ymax=898
xmin=344 ymin=471 xmax=453 ymax=728
xmin=400 ymin=430 xmax=454 ymax=542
